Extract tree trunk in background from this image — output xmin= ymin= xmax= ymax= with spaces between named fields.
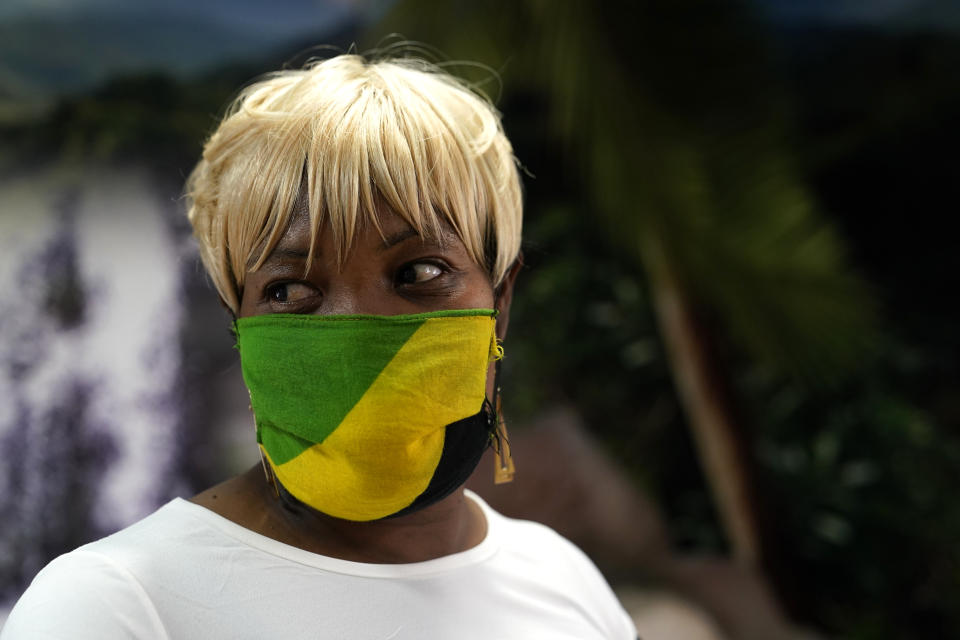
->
xmin=642 ymin=238 xmax=763 ymax=568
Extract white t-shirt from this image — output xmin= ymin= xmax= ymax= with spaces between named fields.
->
xmin=2 ymin=491 xmax=636 ymax=639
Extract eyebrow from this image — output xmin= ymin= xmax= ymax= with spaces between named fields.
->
xmin=257 ymin=247 xmax=310 ymax=266
xmin=254 ymin=226 xmax=453 ymax=266
xmin=379 ymin=228 xmax=422 ymax=252
xmin=380 ymin=226 xmax=459 ymax=253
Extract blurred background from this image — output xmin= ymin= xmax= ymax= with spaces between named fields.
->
xmin=1 ymin=1 xmax=958 ymax=638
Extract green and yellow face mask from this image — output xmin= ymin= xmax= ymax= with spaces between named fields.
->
xmin=234 ymin=309 xmax=499 ymax=521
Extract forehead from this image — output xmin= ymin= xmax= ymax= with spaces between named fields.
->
xmin=254 ymin=200 xmax=458 ymax=266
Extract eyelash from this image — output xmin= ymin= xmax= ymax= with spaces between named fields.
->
xmin=264 ymin=281 xmax=317 ymax=305
xmin=262 ymin=260 xmax=452 ymax=305
xmin=395 ymin=259 xmax=450 ymax=286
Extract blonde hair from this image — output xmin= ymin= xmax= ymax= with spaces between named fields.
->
xmin=185 ymin=53 xmax=523 ymax=314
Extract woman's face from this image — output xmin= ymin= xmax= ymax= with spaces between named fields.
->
xmin=238 ymin=206 xmax=496 ymax=319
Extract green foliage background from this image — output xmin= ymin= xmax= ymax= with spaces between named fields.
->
xmin=2 ymin=1 xmax=959 ymax=637
xmin=372 ymin=1 xmax=960 ymax=637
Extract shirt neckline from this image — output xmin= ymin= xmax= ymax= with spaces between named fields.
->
xmin=168 ymin=489 xmax=500 ymax=578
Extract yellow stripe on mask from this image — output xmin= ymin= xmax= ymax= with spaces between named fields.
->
xmin=273 ymin=314 xmax=494 ymax=521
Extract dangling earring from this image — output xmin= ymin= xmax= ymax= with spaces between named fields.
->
xmin=490 ymin=352 xmax=515 ymax=484
xmin=257 ymin=447 xmax=281 ymax=498
xmin=250 ymin=392 xmax=280 ymax=498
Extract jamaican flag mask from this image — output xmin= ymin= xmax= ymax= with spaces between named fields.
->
xmin=234 ymin=309 xmax=500 ymax=521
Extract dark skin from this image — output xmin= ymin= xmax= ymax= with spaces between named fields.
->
xmin=191 ymin=204 xmax=520 ymax=564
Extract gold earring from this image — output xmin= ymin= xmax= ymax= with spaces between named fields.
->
xmin=258 ymin=447 xmax=281 ymax=498
xmin=490 ymin=356 xmax=515 ymax=484
xmin=250 ymin=392 xmax=280 ymax=498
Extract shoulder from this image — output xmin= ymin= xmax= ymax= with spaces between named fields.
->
xmin=1 ymin=548 xmax=168 ymax=639
xmin=476 ymin=491 xmax=608 ymax=580
xmin=1 ymin=499 xmax=208 ymax=640
xmin=469 ymin=491 xmax=638 ymax=640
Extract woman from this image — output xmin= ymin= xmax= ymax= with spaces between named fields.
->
xmin=2 ymin=53 xmax=637 ymax=639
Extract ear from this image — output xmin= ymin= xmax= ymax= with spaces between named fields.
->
xmin=493 ymin=253 xmax=524 ymax=341
xmin=218 ymin=295 xmax=238 ymax=321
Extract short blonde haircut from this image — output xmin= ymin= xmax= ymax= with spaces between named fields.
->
xmin=185 ymin=53 xmax=523 ymax=314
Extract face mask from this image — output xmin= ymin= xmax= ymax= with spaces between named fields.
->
xmin=234 ymin=309 xmax=500 ymax=522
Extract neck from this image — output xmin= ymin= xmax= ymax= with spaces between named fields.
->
xmin=198 ymin=466 xmax=487 ymax=564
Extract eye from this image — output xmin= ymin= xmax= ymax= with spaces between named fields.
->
xmin=266 ymin=282 xmax=317 ymax=304
xmin=397 ymin=262 xmax=444 ymax=285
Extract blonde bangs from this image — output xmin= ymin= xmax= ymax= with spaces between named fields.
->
xmin=186 ymin=54 xmax=523 ymax=314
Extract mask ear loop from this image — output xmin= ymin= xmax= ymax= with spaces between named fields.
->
xmin=490 ymin=348 xmax=516 ymax=484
